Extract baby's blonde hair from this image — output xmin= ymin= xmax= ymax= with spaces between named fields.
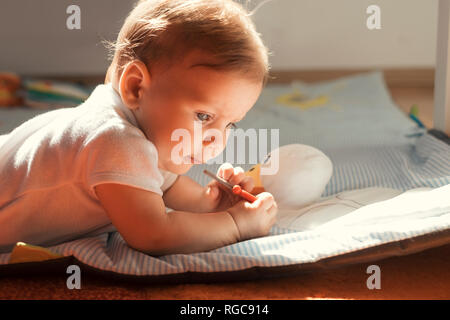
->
xmin=108 ymin=0 xmax=270 ymax=85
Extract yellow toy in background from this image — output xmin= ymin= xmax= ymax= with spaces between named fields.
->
xmin=0 ymin=72 xmax=22 ymax=107
xmin=276 ymin=90 xmax=330 ymax=110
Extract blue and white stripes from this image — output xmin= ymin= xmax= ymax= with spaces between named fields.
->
xmin=323 ymin=133 xmax=450 ymax=196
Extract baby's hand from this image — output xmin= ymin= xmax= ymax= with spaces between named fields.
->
xmin=203 ymin=163 xmax=255 ymax=212
xmin=227 ymin=192 xmax=278 ymax=241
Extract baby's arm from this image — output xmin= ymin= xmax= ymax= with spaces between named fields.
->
xmin=162 ymin=175 xmax=216 ymax=213
xmin=95 ymin=183 xmax=239 ymax=255
xmin=95 ymin=182 xmax=276 ymax=256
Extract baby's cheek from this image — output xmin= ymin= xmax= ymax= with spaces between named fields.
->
xmin=201 ymin=144 xmax=224 ymax=162
xmin=202 ymin=134 xmax=227 ymax=160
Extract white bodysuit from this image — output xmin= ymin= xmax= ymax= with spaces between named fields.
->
xmin=0 ymin=84 xmax=178 ymax=253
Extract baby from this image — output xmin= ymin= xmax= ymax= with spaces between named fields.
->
xmin=0 ymin=0 xmax=277 ymax=255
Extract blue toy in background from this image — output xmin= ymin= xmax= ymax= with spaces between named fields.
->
xmin=409 ymin=104 xmax=425 ymax=128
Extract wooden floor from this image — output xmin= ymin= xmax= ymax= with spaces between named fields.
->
xmin=1 ymin=244 xmax=449 ymax=300
xmin=1 ymin=82 xmax=448 ymax=300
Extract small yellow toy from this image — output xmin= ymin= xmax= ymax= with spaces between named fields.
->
xmin=9 ymin=242 xmax=63 ymax=264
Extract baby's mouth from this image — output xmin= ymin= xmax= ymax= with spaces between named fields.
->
xmin=183 ymin=155 xmax=203 ymax=164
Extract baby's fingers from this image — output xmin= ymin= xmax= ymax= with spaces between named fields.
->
xmin=217 ymin=164 xmax=246 ymax=183
xmin=205 ymin=183 xmax=220 ymax=200
xmin=227 ymin=167 xmax=245 ymax=185
xmin=239 ymin=176 xmax=255 ymax=193
xmin=219 ymin=165 xmax=254 ymax=191
xmin=247 ymin=192 xmax=275 ymax=210
xmin=267 ymin=202 xmax=278 ymax=217
xmin=218 ymin=163 xmax=234 ymax=180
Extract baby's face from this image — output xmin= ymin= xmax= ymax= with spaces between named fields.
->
xmin=132 ymin=52 xmax=263 ymax=174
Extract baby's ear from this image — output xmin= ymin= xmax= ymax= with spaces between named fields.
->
xmin=119 ymin=60 xmax=150 ymax=110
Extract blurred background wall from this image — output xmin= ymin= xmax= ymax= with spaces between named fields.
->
xmin=0 ymin=0 xmax=438 ymax=76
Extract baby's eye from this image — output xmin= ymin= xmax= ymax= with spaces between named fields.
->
xmin=196 ymin=113 xmax=211 ymax=122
